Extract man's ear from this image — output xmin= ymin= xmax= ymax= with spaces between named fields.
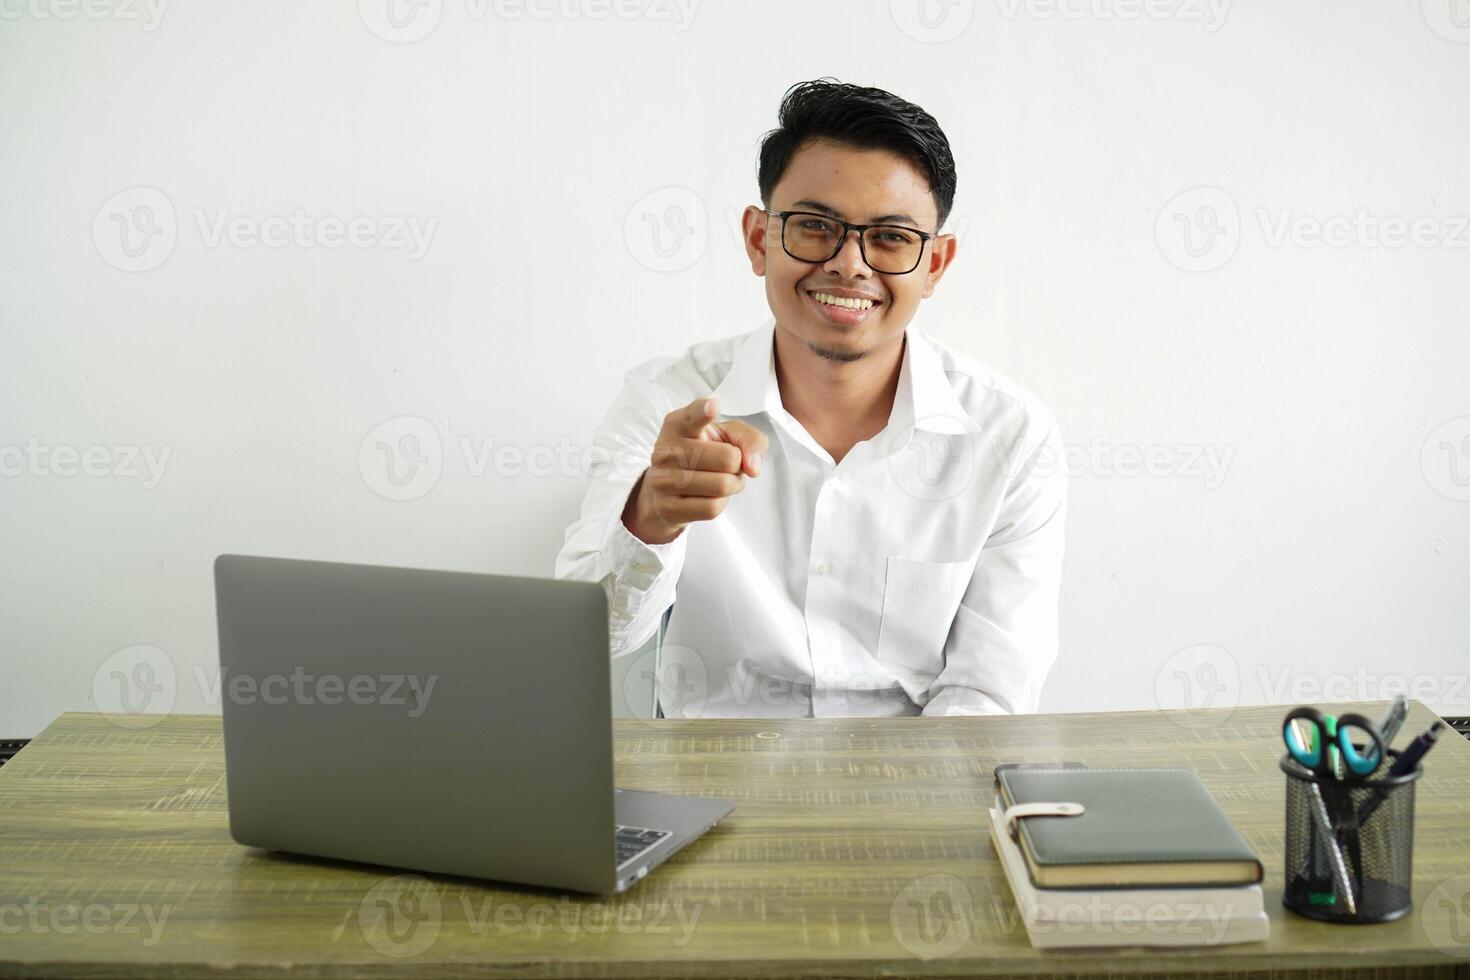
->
xmin=920 ymin=232 xmax=958 ymax=299
xmin=742 ymin=204 xmax=770 ymax=277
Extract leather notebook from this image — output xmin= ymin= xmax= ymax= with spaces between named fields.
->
xmin=994 ymin=766 xmax=1264 ymax=889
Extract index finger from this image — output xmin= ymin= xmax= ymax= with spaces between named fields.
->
xmin=666 ymin=396 xmax=719 ymax=439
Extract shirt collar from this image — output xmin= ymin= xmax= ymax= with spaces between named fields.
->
xmin=709 ymin=319 xmax=781 ymax=418
xmin=901 ymin=322 xmax=979 ymax=436
xmin=710 ymin=316 xmax=979 ymax=439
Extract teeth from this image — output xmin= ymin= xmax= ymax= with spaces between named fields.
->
xmin=811 ymin=291 xmax=875 ymax=311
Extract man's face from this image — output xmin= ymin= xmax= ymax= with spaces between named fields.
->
xmin=744 ymin=139 xmax=956 ymax=363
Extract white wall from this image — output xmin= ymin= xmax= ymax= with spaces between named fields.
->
xmin=2 ymin=0 xmax=1467 ymax=737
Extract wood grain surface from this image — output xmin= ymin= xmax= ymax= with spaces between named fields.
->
xmin=1 ymin=701 xmax=1468 ymax=978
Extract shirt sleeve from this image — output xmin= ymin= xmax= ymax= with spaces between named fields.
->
xmin=553 ymin=370 xmax=688 ymax=657
xmin=922 ymin=417 xmax=1067 ymax=716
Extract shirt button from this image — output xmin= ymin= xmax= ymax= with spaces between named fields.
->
xmin=814 ymin=561 xmax=832 ymax=576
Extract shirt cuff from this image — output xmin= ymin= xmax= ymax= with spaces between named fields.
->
xmin=922 ymin=686 xmax=1010 ymax=716
xmin=601 ymin=504 xmax=686 ymax=592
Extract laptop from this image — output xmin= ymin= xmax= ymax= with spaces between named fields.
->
xmin=213 ymin=554 xmax=734 ymax=894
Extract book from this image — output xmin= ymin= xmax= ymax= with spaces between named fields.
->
xmin=987 ymin=806 xmax=1270 ymax=949
xmin=994 ymin=767 xmax=1264 ymax=889
xmin=984 ymin=806 xmax=1265 ymax=921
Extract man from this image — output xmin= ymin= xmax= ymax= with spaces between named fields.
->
xmin=556 ymin=79 xmax=1066 ymax=718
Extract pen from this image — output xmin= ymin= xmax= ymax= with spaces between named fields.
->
xmin=1288 ymin=720 xmax=1326 ymax=883
xmin=1356 ymin=721 xmax=1444 ymax=825
xmin=1386 ymin=721 xmax=1444 ymax=777
xmin=1308 ymin=779 xmax=1357 ymax=913
xmin=1284 ymin=742 xmax=1356 ymax=911
xmin=1374 ymin=695 xmax=1410 ymax=749
xmin=1289 ymin=720 xmax=1325 ymax=882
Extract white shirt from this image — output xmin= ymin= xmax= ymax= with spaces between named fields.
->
xmin=554 ymin=316 xmax=1066 ymax=717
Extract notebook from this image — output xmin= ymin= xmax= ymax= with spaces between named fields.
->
xmin=994 ymin=767 xmax=1264 ymax=889
xmin=987 ymin=807 xmax=1269 ymax=948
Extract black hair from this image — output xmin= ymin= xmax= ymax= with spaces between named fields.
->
xmin=757 ymin=78 xmax=957 ymax=231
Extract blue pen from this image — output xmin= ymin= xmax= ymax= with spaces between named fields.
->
xmin=1356 ymin=721 xmax=1443 ymax=825
xmin=1386 ymin=721 xmax=1444 ymax=777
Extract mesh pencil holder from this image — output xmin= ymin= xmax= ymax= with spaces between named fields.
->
xmin=1280 ymin=750 xmax=1420 ymax=923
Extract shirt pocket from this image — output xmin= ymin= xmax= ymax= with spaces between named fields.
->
xmin=876 ymin=556 xmax=973 ymax=674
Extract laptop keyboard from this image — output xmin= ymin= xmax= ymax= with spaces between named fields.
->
xmin=615 ymin=824 xmax=671 ymax=868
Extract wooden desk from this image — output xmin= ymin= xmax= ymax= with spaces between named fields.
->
xmin=2 ymin=702 xmax=1468 ymax=978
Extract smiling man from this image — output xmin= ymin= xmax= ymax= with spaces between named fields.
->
xmin=556 ymin=79 xmax=1066 ymax=718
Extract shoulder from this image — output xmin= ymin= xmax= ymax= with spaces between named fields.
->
xmin=914 ymin=328 xmax=1063 ymax=450
xmin=622 ymin=328 xmax=754 ymax=399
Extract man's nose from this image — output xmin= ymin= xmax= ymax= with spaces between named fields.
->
xmin=823 ymin=231 xmax=873 ymax=279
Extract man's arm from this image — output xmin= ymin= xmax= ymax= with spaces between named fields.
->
xmin=922 ymin=420 xmax=1068 ymax=715
xmin=555 ymin=373 xmax=687 ymax=657
xmin=555 ymin=378 xmax=768 ymax=657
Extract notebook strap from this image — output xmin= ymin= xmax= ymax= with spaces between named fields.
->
xmin=1002 ymin=801 xmax=1085 ymax=841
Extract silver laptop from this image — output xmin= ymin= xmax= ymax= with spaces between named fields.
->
xmin=213 ymin=554 xmax=734 ymax=894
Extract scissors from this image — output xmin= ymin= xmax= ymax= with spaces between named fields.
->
xmin=1282 ymin=706 xmax=1387 ymax=780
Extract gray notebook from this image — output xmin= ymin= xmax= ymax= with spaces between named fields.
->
xmin=994 ymin=767 xmax=1264 ymax=889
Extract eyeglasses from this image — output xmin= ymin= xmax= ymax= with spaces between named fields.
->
xmin=763 ymin=208 xmax=935 ymax=275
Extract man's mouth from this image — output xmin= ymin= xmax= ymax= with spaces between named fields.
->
xmin=804 ymin=288 xmax=883 ymax=326
xmin=806 ymin=289 xmax=880 ymax=311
